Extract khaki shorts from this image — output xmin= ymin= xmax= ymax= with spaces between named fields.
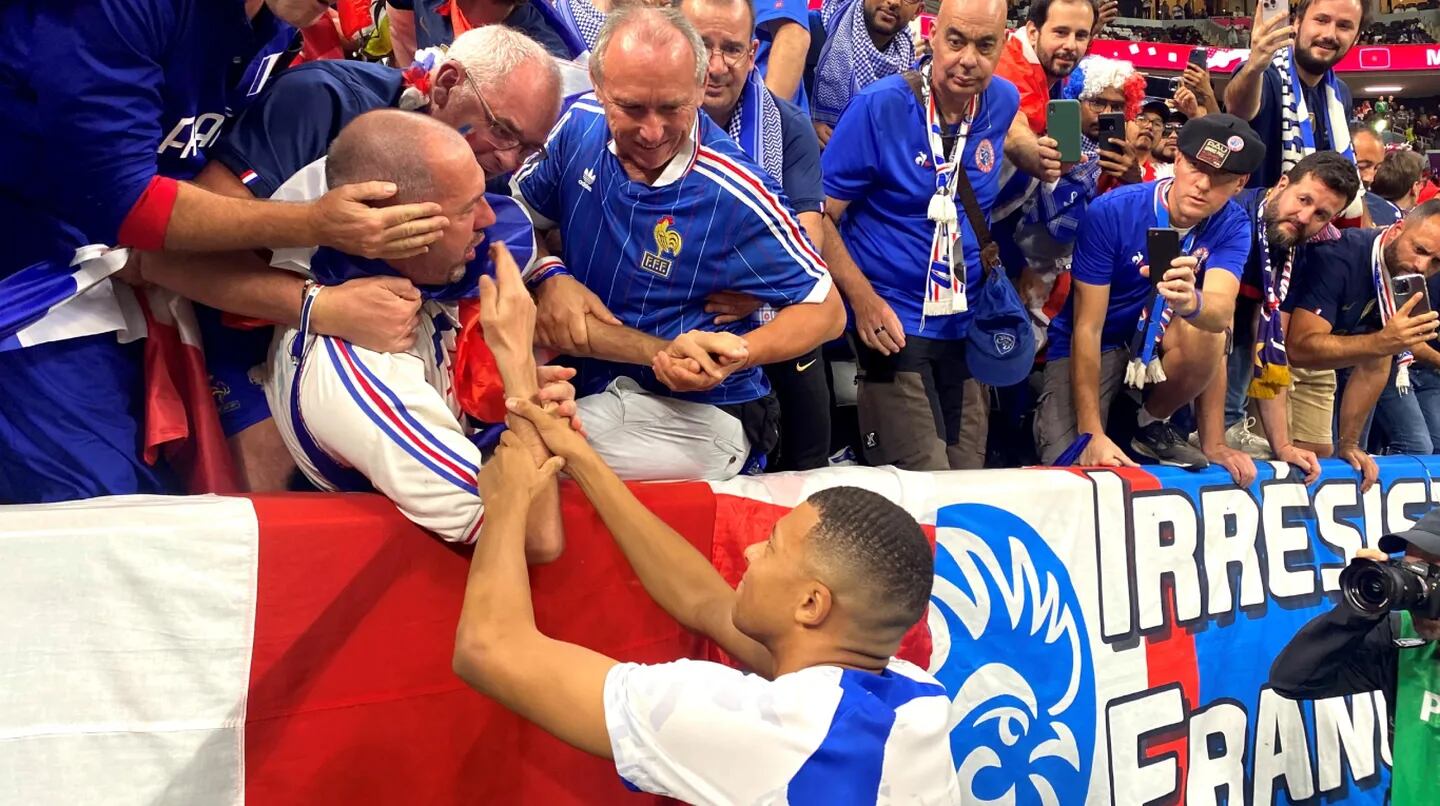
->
xmin=1287 ymin=367 xmax=1336 ymax=446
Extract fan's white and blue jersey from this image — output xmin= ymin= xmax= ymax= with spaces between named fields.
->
xmin=604 ymin=657 xmax=960 ymax=805
xmin=513 ymin=97 xmax=831 ymax=406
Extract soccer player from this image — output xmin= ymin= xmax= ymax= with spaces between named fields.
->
xmin=1225 ymin=0 xmax=1368 ymax=197
xmin=0 ymin=0 xmax=445 ymax=503
xmin=810 ymin=0 xmax=920 ymax=145
xmin=820 ymin=0 xmax=1019 ymax=471
xmin=456 ymin=397 xmax=958 ymax=803
xmin=1192 ymin=151 xmax=1358 ymax=486
xmin=514 ymin=6 xmax=843 ymax=481
xmin=1287 ymin=202 xmax=1440 ymax=489
xmin=1036 ymin=115 xmax=1262 ymax=468
xmin=386 ymin=0 xmax=588 ymax=64
xmin=262 ymin=110 xmax=572 ymax=556
xmin=682 ymin=0 xmax=831 ymax=470
xmin=138 ymin=26 xmax=563 ymax=491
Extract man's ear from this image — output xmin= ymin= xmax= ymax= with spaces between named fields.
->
xmin=794 ymin=581 xmax=834 ymax=628
xmin=432 ymin=63 xmax=461 ymax=109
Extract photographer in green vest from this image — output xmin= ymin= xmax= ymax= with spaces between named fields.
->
xmin=1270 ymin=507 xmax=1440 ymax=804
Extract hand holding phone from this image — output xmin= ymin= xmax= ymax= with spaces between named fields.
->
xmin=1048 ymin=99 xmax=1082 ymax=164
xmin=1391 ymin=273 xmax=1433 ymax=318
xmin=1097 ymin=112 xmax=1126 ymax=156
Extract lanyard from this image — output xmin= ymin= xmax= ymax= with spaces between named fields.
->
xmin=1152 ymin=179 xmax=1206 ymax=255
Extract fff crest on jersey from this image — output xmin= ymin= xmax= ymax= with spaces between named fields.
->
xmin=975 ymin=138 xmax=995 ymax=174
xmin=641 ymin=215 xmax=684 ymax=278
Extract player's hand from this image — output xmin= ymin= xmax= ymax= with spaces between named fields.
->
xmin=536 ymin=365 xmax=583 ymax=434
xmin=852 ymin=289 xmax=907 ymax=355
xmin=814 ymin=122 xmax=834 ymax=148
xmin=311 ymin=275 xmax=423 ymax=353
xmin=1247 ymin=10 xmax=1296 ymax=65
xmin=1092 ymin=0 xmax=1119 ymax=35
xmin=1275 ymin=443 xmax=1321 ymax=484
xmin=311 ymin=182 xmax=447 ymax=260
xmin=705 ymin=290 xmax=763 ymax=325
xmin=654 ymin=331 xmax=749 ymax=392
xmin=1205 ymin=443 xmax=1258 ymax=487
xmin=1080 ymin=433 xmax=1139 ymax=467
xmin=478 ymin=429 xmax=564 ymax=506
xmin=478 ymin=243 xmax=537 ymax=368
xmin=506 ymin=397 xmax=590 ymax=462
xmin=1034 ymin=135 xmax=1063 ymax=183
xmin=1338 ymin=443 xmax=1379 ymax=493
xmin=1378 ymin=293 xmax=1440 ymax=353
xmin=534 ymin=273 xmax=621 ymax=354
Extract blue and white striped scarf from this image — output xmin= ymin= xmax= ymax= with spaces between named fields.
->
xmin=811 ymin=0 xmax=914 ymax=126
xmin=1274 ymin=46 xmax=1363 ymax=218
xmin=556 ymin=0 xmax=605 ymax=52
xmin=726 ymin=69 xmax=785 ymax=183
xmin=1021 ymin=136 xmax=1101 ymax=246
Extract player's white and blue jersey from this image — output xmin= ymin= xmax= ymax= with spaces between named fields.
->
xmin=513 ymin=96 xmax=831 ymax=406
xmin=604 ymin=657 xmax=960 ymax=805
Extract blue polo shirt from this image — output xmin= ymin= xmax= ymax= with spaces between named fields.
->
xmin=775 ymin=97 xmax=824 ymax=214
xmin=1237 ymin=60 xmax=1353 ymax=190
xmin=211 ymin=61 xmax=403 ymax=199
xmin=754 ymin=0 xmax=811 ymax=111
xmin=821 ymin=74 xmax=1019 ymax=341
xmin=1287 ymin=227 xmax=1384 ymax=336
xmin=1046 ymin=181 xmax=1252 ymax=359
xmin=514 ymin=97 xmax=831 ymax=406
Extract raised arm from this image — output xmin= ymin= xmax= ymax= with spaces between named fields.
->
xmin=1288 ymin=297 xmax=1437 ymax=370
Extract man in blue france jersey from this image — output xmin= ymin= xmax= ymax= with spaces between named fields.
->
xmin=135 ymin=26 xmax=564 ymax=491
xmin=1189 ymin=151 xmax=1357 ymax=487
xmin=514 ymin=6 xmax=843 ymax=481
xmin=456 ymin=399 xmax=959 ymax=804
xmin=819 ymin=0 xmax=1019 ymax=472
xmin=0 ymin=0 xmax=455 ymax=504
xmin=1286 ymin=204 xmax=1440 ymax=491
xmin=1036 ymin=115 xmax=1261 ymax=469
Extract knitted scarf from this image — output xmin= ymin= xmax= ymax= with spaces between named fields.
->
xmin=725 ymin=69 xmax=785 ymax=183
xmin=811 ymin=0 xmax=914 ymax=126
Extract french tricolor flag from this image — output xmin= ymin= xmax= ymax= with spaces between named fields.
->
xmin=0 ymin=247 xmax=136 ymax=352
xmin=239 ymin=169 xmax=261 ymax=186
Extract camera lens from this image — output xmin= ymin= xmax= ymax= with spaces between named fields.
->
xmin=1340 ymin=560 xmax=1399 ymax=614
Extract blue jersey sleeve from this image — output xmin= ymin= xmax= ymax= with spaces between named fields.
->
xmin=1201 ymin=203 xmax=1253 ymax=280
xmin=820 ymin=91 xmax=879 ymax=202
xmin=209 ymin=65 xmax=359 ymax=199
xmin=32 ymin=0 xmax=175 ymax=245
xmin=515 ymin=101 xmax=594 ymax=227
xmin=1070 ymin=199 xmax=1121 ymax=287
xmin=755 ymin=0 xmax=809 ymax=32
xmin=777 ymin=98 xmax=823 ymax=214
xmin=721 ymin=168 xmax=832 ymax=307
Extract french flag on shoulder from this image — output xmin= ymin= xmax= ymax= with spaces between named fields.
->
xmin=239 ymin=169 xmax=261 ymax=187
xmin=0 ymin=246 xmax=139 ymax=352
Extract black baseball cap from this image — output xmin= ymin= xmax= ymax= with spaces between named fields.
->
xmin=1379 ymin=506 xmax=1440 ymax=555
xmin=1141 ymin=97 xmax=1170 ymax=117
xmin=1176 ymin=113 xmax=1265 ymax=175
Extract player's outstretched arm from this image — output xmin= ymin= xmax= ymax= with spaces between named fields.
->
xmin=453 ymin=433 xmax=616 ymax=758
xmin=506 ymin=398 xmax=777 ymax=677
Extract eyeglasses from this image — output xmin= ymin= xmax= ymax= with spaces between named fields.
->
xmin=703 ymin=40 xmax=753 ymax=70
xmin=461 ymin=67 xmax=548 ymax=161
xmin=1083 ymin=98 xmax=1127 ymax=114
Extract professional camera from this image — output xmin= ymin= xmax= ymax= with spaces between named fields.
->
xmin=1339 ymin=558 xmax=1440 ymax=618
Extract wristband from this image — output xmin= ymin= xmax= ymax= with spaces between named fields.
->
xmin=1181 ymin=288 xmax=1204 ymax=321
xmin=291 ymin=280 xmax=324 ymax=365
xmin=524 ymin=257 xmax=569 ymax=291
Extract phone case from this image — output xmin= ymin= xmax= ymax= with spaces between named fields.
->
xmin=1047 ymin=100 xmax=1082 ymax=164
xmin=1097 ymin=113 xmax=1126 ymax=155
xmin=1148 ymin=228 xmax=1181 ymax=288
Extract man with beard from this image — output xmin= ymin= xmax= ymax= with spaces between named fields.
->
xmin=1225 ymin=0 xmax=1369 ymax=200
xmin=680 ymin=0 xmax=832 ymax=470
xmin=1191 ymin=151 xmax=1358 ymax=486
xmin=1286 ymin=201 xmax=1440 ymax=490
xmin=1270 ymin=507 xmax=1440 ymax=806
xmin=1035 ymin=115 xmax=1261 ymax=468
xmin=1135 ymin=98 xmax=1176 ymax=182
xmin=810 ymin=0 xmax=921 ymax=145
xmin=995 ymin=0 xmax=1096 ymax=135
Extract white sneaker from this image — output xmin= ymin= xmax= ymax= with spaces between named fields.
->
xmin=1225 ymin=417 xmax=1273 ymax=460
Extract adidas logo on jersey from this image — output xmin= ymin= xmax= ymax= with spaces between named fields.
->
xmin=579 ymin=167 xmax=596 ymax=192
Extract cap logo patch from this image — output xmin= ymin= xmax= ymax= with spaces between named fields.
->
xmin=1196 ymin=138 xmax=1230 ymax=169
xmin=1226 ymin=135 xmax=1245 ymax=151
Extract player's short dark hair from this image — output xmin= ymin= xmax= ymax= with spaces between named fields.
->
xmin=1027 ymin=0 xmax=1098 ymax=30
xmin=1285 ymin=150 xmax=1361 ymax=207
xmin=806 ymin=487 xmax=933 ymax=632
xmin=1293 ymin=0 xmax=1372 ymax=34
xmin=1373 ymin=150 xmax=1426 ymax=203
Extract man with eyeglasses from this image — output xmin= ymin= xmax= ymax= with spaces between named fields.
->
xmin=515 ymin=6 xmax=843 ymax=481
xmin=137 ymin=26 xmax=565 ymax=491
xmin=1135 ymin=98 xmax=1176 ymax=182
xmin=811 ymin=0 xmax=922 ymax=146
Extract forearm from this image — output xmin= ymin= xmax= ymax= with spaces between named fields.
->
xmin=457 ymin=502 xmax=539 ymax=652
xmin=762 ymin=23 xmax=810 ymax=101
xmin=1003 ymin=118 xmax=1046 ymax=179
xmin=165 ymin=182 xmax=317 ymax=251
xmin=1072 ymin=332 xmax=1106 ymax=434
xmin=1194 ymin=359 xmax=1229 ymax=449
xmin=138 ymin=249 xmax=305 ymax=325
xmin=820 ymin=215 xmax=879 ymax=302
xmin=565 ymin=448 xmax=735 ymax=632
xmin=386 ymin=4 xmax=418 ymax=67
xmin=740 ymin=289 xmax=844 ymax=366
xmin=1224 ymin=62 xmax=1267 ymax=122
xmin=576 ymin=320 xmax=669 ymax=364
xmin=1336 ymin=357 xmax=1391 ymax=446
xmin=1289 ymin=331 xmax=1391 ymax=370
xmin=1255 ymin=390 xmax=1295 ymax=450
xmin=494 ymin=353 xmax=562 ymax=559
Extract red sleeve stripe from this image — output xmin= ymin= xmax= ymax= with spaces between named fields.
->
xmin=117 ymin=175 xmax=180 ymax=250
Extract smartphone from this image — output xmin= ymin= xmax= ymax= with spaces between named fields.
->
xmin=1392 ymin=273 xmax=1432 ymax=317
xmin=1047 ymin=99 xmax=1082 ymax=163
xmin=1260 ymin=0 xmax=1290 ymax=21
xmin=1427 ymin=149 xmax=1440 ymax=178
xmin=1188 ymin=46 xmax=1208 ymax=71
xmin=1148 ymin=228 xmax=1181 ymax=288
xmin=1097 ymin=112 xmax=1126 ymax=156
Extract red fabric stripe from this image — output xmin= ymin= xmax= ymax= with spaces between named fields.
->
xmin=117 ymin=175 xmax=179 ymax=250
xmin=696 ymin=150 xmax=826 ymax=266
xmin=245 ymin=481 xmax=715 ymax=805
